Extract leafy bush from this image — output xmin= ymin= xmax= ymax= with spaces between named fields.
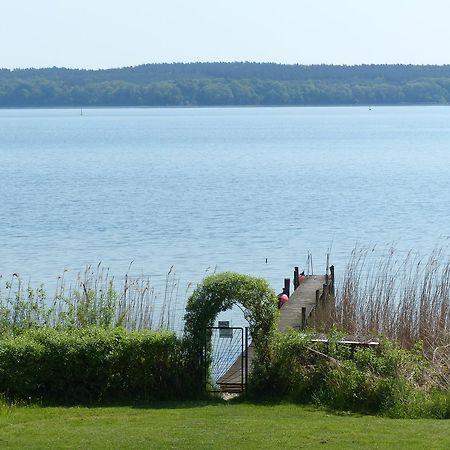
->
xmin=249 ymin=330 xmax=449 ymax=419
xmin=0 ymin=328 xmax=192 ymax=403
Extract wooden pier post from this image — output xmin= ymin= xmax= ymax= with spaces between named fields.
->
xmin=315 ymin=289 xmax=320 ymax=308
xmin=293 ymin=267 xmax=299 ymax=290
xmin=284 ymin=278 xmax=290 ymax=297
xmin=301 ymin=307 xmax=307 ymax=330
xmin=330 ymin=265 xmax=335 ymax=294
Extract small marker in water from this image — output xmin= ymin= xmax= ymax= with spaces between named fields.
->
xmin=265 ymin=258 xmax=268 ymax=263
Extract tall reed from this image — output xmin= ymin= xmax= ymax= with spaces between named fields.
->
xmin=0 ymin=264 xmax=186 ymax=336
xmin=325 ymin=247 xmax=449 ymax=388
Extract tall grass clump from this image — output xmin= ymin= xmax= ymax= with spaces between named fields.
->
xmin=328 ymin=247 xmax=449 ymax=390
xmin=0 ymin=264 xmax=186 ymax=337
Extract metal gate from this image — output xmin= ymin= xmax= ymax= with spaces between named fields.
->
xmin=204 ymin=326 xmax=249 ymax=393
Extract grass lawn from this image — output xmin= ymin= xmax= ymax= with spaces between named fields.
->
xmin=0 ymin=401 xmax=449 ymax=449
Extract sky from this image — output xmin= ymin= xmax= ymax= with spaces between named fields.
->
xmin=1 ymin=0 xmax=450 ymax=69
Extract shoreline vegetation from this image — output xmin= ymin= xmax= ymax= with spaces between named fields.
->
xmin=319 ymin=247 xmax=450 ymax=391
xmin=0 ymin=264 xmax=186 ymax=333
xmin=2 ymin=103 xmax=450 ymax=110
xmin=3 ymin=63 xmax=450 ymax=107
xmin=0 ymin=247 xmax=448 ymax=418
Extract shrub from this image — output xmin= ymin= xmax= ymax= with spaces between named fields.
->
xmin=249 ymin=330 xmax=449 ymax=419
xmin=0 ymin=327 xmax=192 ymax=403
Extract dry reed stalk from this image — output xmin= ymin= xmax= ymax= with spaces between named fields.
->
xmin=327 ymin=246 xmax=449 ymax=386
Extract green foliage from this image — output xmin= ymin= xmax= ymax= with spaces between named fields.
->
xmin=386 ymin=389 xmax=450 ymax=419
xmin=249 ymin=330 xmax=449 ymax=418
xmin=0 ymin=267 xmax=178 ymax=336
xmin=183 ymin=272 xmax=278 ymax=390
xmin=3 ymin=63 xmax=450 ymax=106
xmin=0 ymin=328 xmax=191 ymax=403
xmin=250 ymin=330 xmax=320 ymax=400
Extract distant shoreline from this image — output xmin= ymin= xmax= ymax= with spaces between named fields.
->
xmin=1 ymin=103 xmax=450 ymax=110
xmin=3 ymin=64 xmax=450 ymax=108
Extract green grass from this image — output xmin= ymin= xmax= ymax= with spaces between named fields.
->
xmin=0 ymin=401 xmax=449 ymax=449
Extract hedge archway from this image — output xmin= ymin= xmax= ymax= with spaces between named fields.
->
xmin=183 ymin=272 xmax=279 ymax=378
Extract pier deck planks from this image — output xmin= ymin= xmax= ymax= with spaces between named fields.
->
xmin=278 ymin=275 xmax=326 ymax=332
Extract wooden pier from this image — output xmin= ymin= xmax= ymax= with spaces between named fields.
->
xmin=278 ymin=274 xmax=328 ymax=332
xmin=216 ymin=267 xmax=334 ymax=390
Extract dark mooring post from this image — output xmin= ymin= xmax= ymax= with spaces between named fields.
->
xmin=330 ymin=265 xmax=335 ymax=294
xmin=301 ymin=307 xmax=307 ymax=330
xmin=315 ymin=289 xmax=320 ymax=308
xmin=284 ymin=278 xmax=290 ymax=297
xmin=293 ymin=266 xmax=299 ymax=290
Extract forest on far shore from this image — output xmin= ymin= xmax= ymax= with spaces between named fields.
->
xmin=2 ymin=62 xmax=450 ymax=107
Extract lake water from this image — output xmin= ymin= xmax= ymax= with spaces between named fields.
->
xmin=1 ymin=106 xmax=449 ymax=328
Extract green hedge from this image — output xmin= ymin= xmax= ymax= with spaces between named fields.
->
xmin=0 ymin=328 xmax=192 ymax=403
xmin=249 ymin=330 xmax=450 ymax=419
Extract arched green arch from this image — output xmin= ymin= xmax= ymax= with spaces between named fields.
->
xmin=184 ymin=272 xmax=279 ymax=372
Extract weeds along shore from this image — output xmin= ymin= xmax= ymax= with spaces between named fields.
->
xmin=313 ymin=246 xmax=449 ymax=390
xmin=0 ymin=249 xmax=448 ymax=413
xmin=0 ymin=263 xmax=190 ymax=334
xmin=1 ymin=248 xmax=448 ymax=386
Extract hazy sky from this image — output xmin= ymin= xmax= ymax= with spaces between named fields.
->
xmin=2 ymin=0 xmax=450 ymax=69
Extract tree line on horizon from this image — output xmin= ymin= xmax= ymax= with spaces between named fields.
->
xmin=2 ymin=62 xmax=450 ymax=107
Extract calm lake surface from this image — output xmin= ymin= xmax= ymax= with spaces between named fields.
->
xmin=1 ymin=106 xmax=449 ymax=326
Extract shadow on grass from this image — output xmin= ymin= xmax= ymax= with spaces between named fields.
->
xmin=29 ymin=395 xmax=228 ymax=410
xmin=231 ymin=393 xmax=371 ymax=418
xmin=2 ymin=393 xmax=381 ymax=418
